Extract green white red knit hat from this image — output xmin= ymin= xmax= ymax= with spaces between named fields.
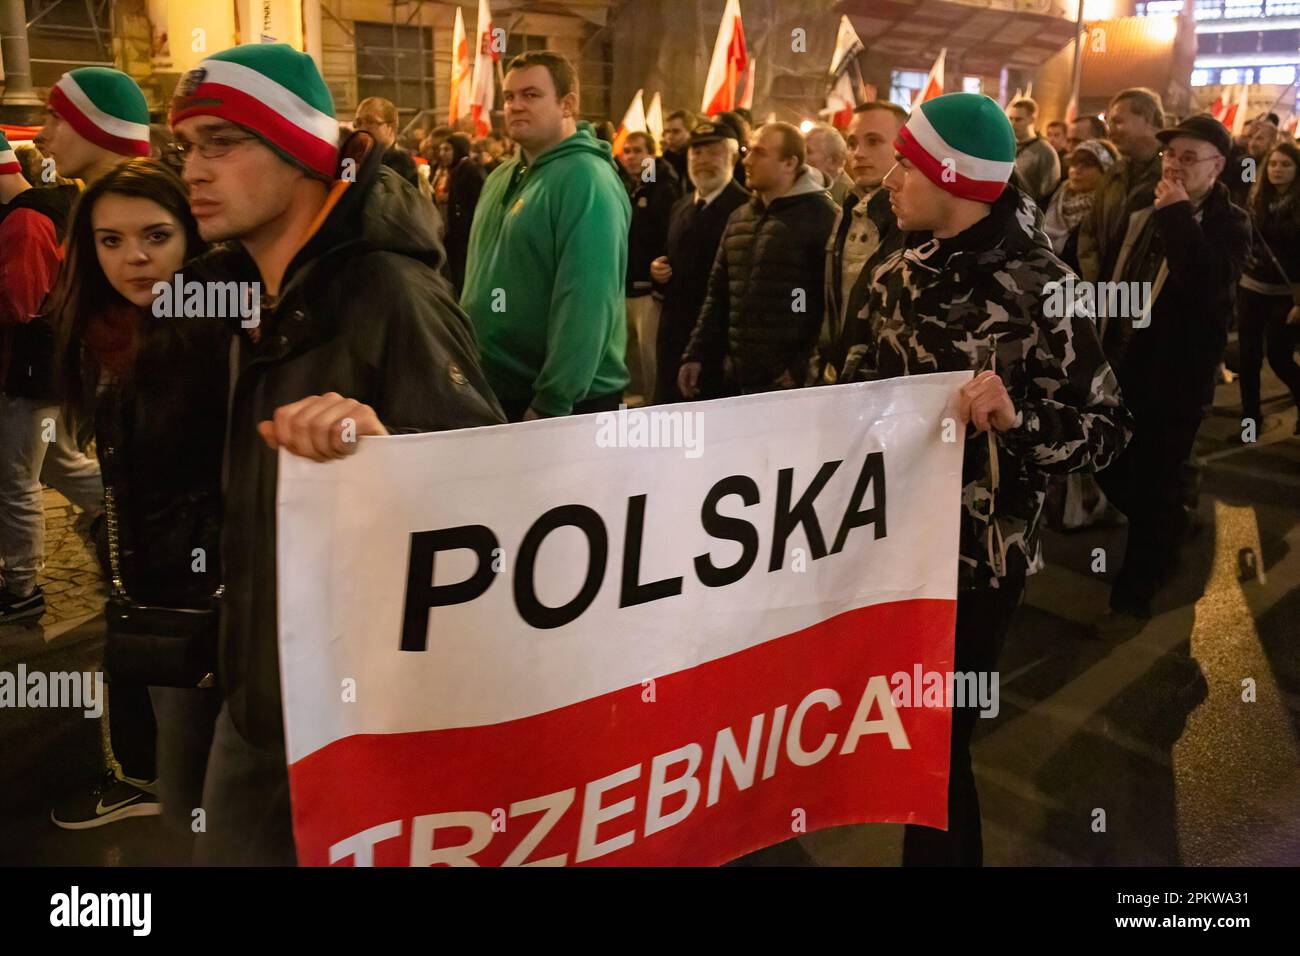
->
xmin=0 ymin=131 xmax=19 ymax=175
xmin=894 ymin=93 xmax=1016 ymax=203
xmin=48 ymin=67 xmax=150 ymax=157
xmin=169 ymin=43 xmax=339 ymax=180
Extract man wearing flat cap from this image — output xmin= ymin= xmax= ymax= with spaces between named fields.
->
xmin=649 ymin=120 xmax=750 ymax=403
xmin=1096 ymin=113 xmax=1251 ymax=622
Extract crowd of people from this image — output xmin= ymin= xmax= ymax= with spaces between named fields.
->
xmin=0 ymin=41 xmax=1295 ymax=868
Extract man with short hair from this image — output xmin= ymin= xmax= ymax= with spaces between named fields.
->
xmin=619 ymin=130 xmax=682 ymax=399
xmin=1077 ymin=87 xmax=1166 ymax=282
xmin=1007 ymin=97 xmax=1061 ymax=204
xmin=805 ymin=122 xmax=853 ymax=204
xmin=353 ymin=95 xmax=420 ymax=187
xmin=1046 ymin=119 xmax=1069 ymax=164
xmin=1229 ymin=115 xmax=1279 ymax=206
xmin=841 ymin=92 xmax=1131 ymax=865
xmin=679 ymin=122 xmax=837 ymax=397
xmin=170 ymin=42 xmax=504 ymax=863
xmin=1068 ymin=114 xmax=1109 ymax=151
xmin=1095 ymin=115 xmax=1249 ymax=622
xmin=812 ymin=101 xmax=908 ymax=385
xmin=650 ymin=121 xmax=749 ymax=403
xmin=661 ymin=109 xmax=694 ymax=183
xmin=461 ymin=50 xmax=631 ymax=421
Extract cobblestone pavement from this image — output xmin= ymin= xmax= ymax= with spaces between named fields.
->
xmin=1 ymin=488 xmax=106 ymax=641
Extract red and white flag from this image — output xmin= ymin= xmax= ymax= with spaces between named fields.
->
xmin=613 ymin=89 xmax=647 ymax=156
xmin=701 ymin=0 xmax=751 ymax=116
xmin=646 ymin=91 xmax=664 ymax=146
xmin=1220 ymin=84 xmax=1251 ymax=138
xmin=914 ymin=47 xmax=946 ymax=108
xmin=823 ymin=15 xmax=865 ymax=129
xmin=448 ymin=5 xmax=473 ymax=127
xmin=278 ymin=374 xmax=970 ymax=866
xmin=470 ymin=0 xmax=497 ymax=137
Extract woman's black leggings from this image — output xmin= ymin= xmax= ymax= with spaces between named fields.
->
xmin=1237 ymin=286 xmax=1300 ymax=424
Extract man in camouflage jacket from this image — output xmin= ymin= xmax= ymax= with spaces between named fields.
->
xmin=838 ymin=93 xmax=1134 ymax=867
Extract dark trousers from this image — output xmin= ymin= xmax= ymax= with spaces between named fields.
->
xmin=1237 ymin=287 xmax=1300 ymax=423
xmin=149 ymin=686 xmax=221 ymax=835
xmin=1096 ymin=413 xmax=1204 ymax=615
xmin=107 ymin=676 xmax=156 ymax=781
xmin=902 ymin=556 xmax=1026 ymax=867
xmin=500 ymin=390 xmax=624 ymax=423
xmin=193 ymin=703 xmax=297 ymax=866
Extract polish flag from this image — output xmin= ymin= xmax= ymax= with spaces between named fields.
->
xmin=470 ymin=0 xmax=497 ymax=137
xmin=1209 ymin=94 xmax=1225 ymax=123
xmin=646 ymin=91 xmax=664 ymax=146
xmin=613 ymin=89 xmax=647 ymax=156
xmin=914 ymin=48 xmax=945 ymax=108
xmin=701 ymin=0 xmax=750 ymax=116
xmin=1221 ymin=84 xmax=1251 ymax=138
xmin=824 ymin=15 xmax=865 ymax=130
xmin=449 ymin=6 xmax=473 ymax=127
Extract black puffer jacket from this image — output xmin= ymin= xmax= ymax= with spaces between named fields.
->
xmin=190 ymin=133 xmax=505 ymax=749
xmin=684 ymin=168 xmax=837 ymax=391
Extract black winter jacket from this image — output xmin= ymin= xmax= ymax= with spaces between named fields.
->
xmin=653 ymin=179 xmax=750 ymax=402
xmin=684 ymin=169 xmax=838 ymax=391
xmin=443 ymin=156 xmax=486 ymax=295
xmin=1242 ymin=193 xmax=1300 ymax=288
xmin=192 ymin=134 xmax=505 ymax=749
xmin=1105 ymin=182 xmax=1250 ymax=419
xmin=623 ymin=157 xmax=682 ymax=296
xmin=96 ymin=315 xmax=229 ymax=607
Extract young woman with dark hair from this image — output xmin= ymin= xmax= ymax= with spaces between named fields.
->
xmin=1239 ymin=140 xmax=1300 ymax=436
xmin=49 ymin=158 xmax=230 ymax=839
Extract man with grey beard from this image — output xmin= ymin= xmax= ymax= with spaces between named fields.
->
xmin=649 ymin=120 xmax=750 ymax=403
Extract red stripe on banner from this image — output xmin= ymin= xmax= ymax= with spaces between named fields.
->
xmin=47 ymin=87 xmax=149 ymax=157
xmin=171 ymin=83 xmax=337 ymax=177
xmin=288 ymin=597 xmax=957 ymax=867
xmin=894 ymin=126 xmax=1006 ymax=203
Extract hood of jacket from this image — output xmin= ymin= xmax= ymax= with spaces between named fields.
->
xmin=526 ymin=120 xmax=621 ymax=176
xmin=292 ymin=130 xmax=446 ymax=278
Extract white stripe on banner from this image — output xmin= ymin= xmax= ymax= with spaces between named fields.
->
xmin=197 ymin=58 xmax=338 ymax=146
xmin=276 ymin=373 xmax=969 ymax=765
xmin=907 ymin=105 xmax=1016 ymax=185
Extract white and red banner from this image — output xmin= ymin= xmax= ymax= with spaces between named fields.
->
xmin=277 ymin=374 xmax=969 ymax=866
xmin=470 ymin=0 xmax=497 ymax=137
xmin=448 ymin=5 xmax=473 ymax=128
xmin=701 ymin=0 xmax=752 ymax=116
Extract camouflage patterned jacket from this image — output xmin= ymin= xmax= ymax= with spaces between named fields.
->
xmin=840 ymin=186 xmax=1134 ymax=591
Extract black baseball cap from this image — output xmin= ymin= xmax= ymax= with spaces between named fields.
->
xmin=1156 ymin=113 xmax=1232 ymax=159
xmin=689 ymin=119 xmax=739 ymax=147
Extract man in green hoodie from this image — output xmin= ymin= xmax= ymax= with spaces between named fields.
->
xmin=461 ymin=51 xmax=631 ymax=421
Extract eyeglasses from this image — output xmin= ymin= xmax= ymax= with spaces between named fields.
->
xmin=1163 ymin=149 xmax=1219 ymax=167
xmin=173 ymin=130 xmax=260 ymax=162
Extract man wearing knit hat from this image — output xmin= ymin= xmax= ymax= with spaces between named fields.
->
xmin=39 ymin=66 xmax=150 ymax=182
xmin=837 ymin=92 xmax=1133 ymax=865
xmin=170 ymin=42 xmax=504 ymax=865
xmin=0 ymin=93 xmax=111 ymax=627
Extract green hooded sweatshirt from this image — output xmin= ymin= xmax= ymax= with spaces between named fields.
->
xmin=461 ymin=120 xmax=631 ymax=417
